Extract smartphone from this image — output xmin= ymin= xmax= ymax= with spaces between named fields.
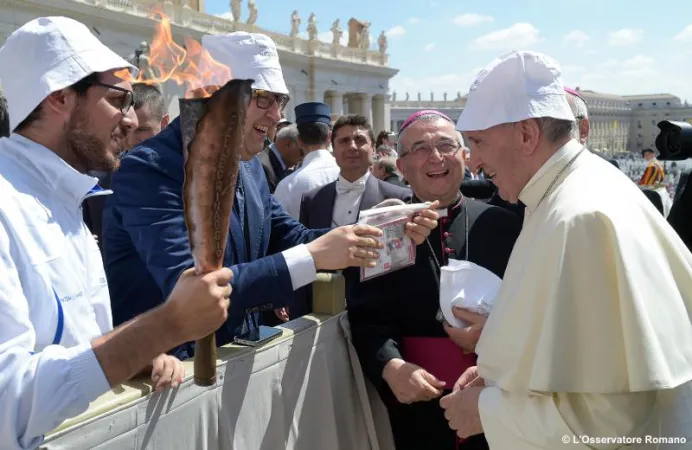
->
xmin=233 ymin=325 xmax=283 ymax=347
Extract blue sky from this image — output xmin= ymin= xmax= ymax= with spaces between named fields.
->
xmin=206 ymin=0 xmax=692 ymax=101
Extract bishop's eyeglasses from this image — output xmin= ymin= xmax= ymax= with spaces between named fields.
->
xmin=401 ymin=139 xmax=462 ymax=158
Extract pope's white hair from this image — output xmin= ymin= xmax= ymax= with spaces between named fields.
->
xmin=565 ymin=91 xmax=589 ymax=142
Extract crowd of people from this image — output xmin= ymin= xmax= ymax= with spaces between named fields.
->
xmin=1 ymin=14 xmax=691 ymax=450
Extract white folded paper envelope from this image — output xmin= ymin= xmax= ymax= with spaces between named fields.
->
xmin=439 ymin=259 xmax=502 ymax=328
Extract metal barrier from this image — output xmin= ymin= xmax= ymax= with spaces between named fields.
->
xmin=41 ymin=273 xmax=394 ymax=450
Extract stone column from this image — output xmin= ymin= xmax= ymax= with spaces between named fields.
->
xmin=360 ymin=94 xmax=373 ymax=126
xmin=371 ymin=95 xmax=386 ymax=133
xmin=329 ymin=92 xmax=344 ymax=117
xmin=348 ymin=94 xmax=363 ymax=118
xmin=311 ymin=89 xmax=324 ymax=103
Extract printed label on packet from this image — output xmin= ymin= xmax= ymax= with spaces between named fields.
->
xmin=360 ymin=216 xmax=416 ymax=281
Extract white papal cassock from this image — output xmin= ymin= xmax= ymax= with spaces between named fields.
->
xmin=476 ymin=139 xmax=692 ymax=449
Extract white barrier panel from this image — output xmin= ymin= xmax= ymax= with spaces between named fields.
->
xmin=40 ymin=314 xmax=395 ymax=450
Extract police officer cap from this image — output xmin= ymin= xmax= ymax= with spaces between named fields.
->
xmin=294 ymin=102 xmax=331 ymax=125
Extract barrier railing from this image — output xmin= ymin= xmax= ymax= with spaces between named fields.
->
xmin=40 ymin=273 xmax=395 ymax=450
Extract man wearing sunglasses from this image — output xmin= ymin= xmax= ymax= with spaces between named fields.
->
xmin=103 ymin=31 xmax=440 ymax=360
xmin=0 ymin=17 xmax=234 ymax=448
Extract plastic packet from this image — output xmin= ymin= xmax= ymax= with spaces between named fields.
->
xmin=357 ymin=201 xmax=432 ymax=281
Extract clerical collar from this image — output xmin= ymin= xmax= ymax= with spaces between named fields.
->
xmin=518 ymin=139 xmax=584 ymax=212
xmin=412 ymin=192 xmax=462 ymax=217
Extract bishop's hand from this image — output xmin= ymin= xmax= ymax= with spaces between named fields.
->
xmin=382 ymin=358 xmax=446 ymax=404
xmin=404 ymin=200 xmax=440 ymax=245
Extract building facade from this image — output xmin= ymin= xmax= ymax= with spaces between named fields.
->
xmin=0 ymin=0 xmax=398 ymax=131
xmin=389 ymin=89 xmax=692 ymax=155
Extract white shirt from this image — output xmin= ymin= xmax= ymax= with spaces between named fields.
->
xmin=0 ymin=134 xmax=112 ymax=449
xmin=274 ymin=149 xmax=340 ymax=219
xmin=332 ymin=171 xmax=370 ymax=227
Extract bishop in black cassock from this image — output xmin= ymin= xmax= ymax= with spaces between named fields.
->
xmin=345 ymin=110 xmax=522 ymax=450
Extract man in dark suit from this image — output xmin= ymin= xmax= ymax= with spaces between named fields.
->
xmin=291 ymin=114 xmax=411 ymax=319
xmin=258 ymin=123 xmax=302 ymax=193
xmin=300 ymin=114 xmax=411 ymax=229
xmin=102 ymin=32 xmax=437 ymax=359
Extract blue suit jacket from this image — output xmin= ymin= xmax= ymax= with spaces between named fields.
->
xmin=102 ymin=118 xmax=326 ymax=358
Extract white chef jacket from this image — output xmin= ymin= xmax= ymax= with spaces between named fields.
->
xmin=0 ymin=134 xmax=112 ymax=449
xmin=274 ymin=149 xmax=340 ymax=219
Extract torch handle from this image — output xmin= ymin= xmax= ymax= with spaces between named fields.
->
xmin=193 ymin=333 xmax=217 ymax=386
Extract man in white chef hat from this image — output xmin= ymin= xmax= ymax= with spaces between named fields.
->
xmin=0 ymin=16 xmax=234 ymax=449
xmin=440 ymin=50 xmax=692 ymax=449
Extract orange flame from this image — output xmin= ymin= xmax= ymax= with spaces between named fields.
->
xmin=116 ymin=10 xmax=231 ymax=99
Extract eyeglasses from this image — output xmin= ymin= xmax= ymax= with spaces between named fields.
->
xmin=88 ymin=82 xmax=135 ymax=115
xmin=253 ymin=89 xmax=290 ymax=111
xmin=401 ymin=140 xmax=461 ymax=158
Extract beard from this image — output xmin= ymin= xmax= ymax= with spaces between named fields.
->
xmin=64 ymin=107 xmax=128 ymax=173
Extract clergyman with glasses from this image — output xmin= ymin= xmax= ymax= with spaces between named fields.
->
xmin=102 ymin=32 xmax=440 ymax=359
xmin=345 ymin=110 xmax=522 ymax=450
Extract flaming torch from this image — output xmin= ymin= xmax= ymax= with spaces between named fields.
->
xmin=121 ymin=10 xmax=252 ymax=386
xmin=180 ymin=80 xmax=253 ymax=386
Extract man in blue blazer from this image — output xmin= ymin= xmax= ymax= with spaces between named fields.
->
xmin=103 ymin=31 xmax=438 ymax=359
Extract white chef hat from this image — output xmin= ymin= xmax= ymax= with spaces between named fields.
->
xmin=456 ymin=50 xmax=575 ymax=132
xmin=201 ymin=32 xmax=289 ymax=95
xmin=0 ymin=16 xmax=136 ymax=132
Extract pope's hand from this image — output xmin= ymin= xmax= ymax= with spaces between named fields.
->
xmin=452 ymin=366 xmax=485 ymax=392
xmin=443 ymin=307 xmax=487 ymax=353
xmin=306 ymin=224 xmax=383 ymax=271
xmin=404 ymin=200 xmax=440 ymax=245
xmin=382 ymin=358 xmax=446 ymax=404
xmin=150 ymin=353 xmax=185 ymax=392
xmin=440 ymin=385 xmax=485 ymax=439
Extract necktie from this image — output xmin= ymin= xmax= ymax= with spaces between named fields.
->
xmin=234 ymin=175 xmax=258 ymax=334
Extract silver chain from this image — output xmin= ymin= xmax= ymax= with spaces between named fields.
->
xmin=533 ymin=147 xmax=585 ymax=212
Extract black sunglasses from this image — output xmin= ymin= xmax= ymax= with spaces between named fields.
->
xmin=252 ymin=89 xmax=290 ymax=111
xmin=87 ymin=82 xmax=135 ymax=115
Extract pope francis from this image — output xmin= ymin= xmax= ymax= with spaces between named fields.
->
xmin=440 ymin=50 xmax=692 ymax=449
